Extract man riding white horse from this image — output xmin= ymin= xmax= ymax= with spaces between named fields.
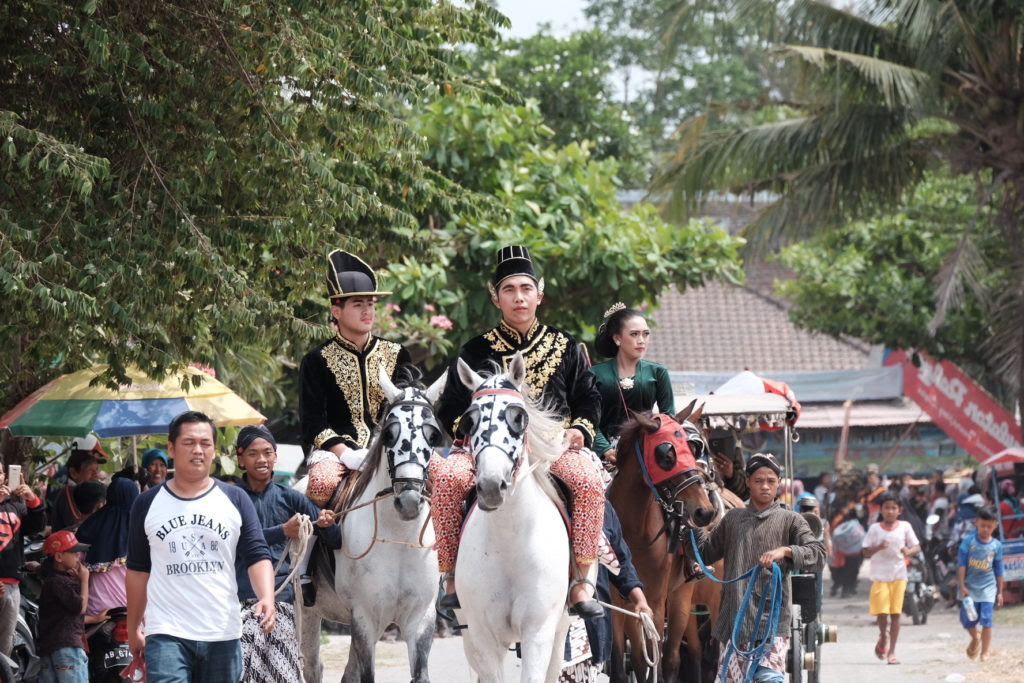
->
xmin=430 ymin=245 xmax=605 ymax=618
xmin=297 ymin=249 xmax=411 ymax=604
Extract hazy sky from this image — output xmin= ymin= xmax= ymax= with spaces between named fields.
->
xmin=496 ymin=0 xmax=588 ymax=38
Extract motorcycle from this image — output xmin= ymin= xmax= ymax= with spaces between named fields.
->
xmin=902 ymin=551 xmax=935 ymax=625
xmin=1 ymin=594 xmax=40 ymax=683
xmin=922 ymin=513 xmax=958 ymax=607
xmin=5 ymin=536 xmax=45 ymax=683
xmin=86 ymin=606 xmax=133 ymax=682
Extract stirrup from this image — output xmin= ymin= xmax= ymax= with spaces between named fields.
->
xmin=436 ymin=573 xmax=461 ymax=611
xmin=435 ymin=574 xmax=466 ymax=630
xmin=568 ymin=578 xmax=604 ymax=620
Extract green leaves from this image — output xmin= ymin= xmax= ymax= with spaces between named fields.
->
xmin=389 ymin=94 xmax=743 ymax=345
xmin=0 ymin=1 xmax=504 ymax=416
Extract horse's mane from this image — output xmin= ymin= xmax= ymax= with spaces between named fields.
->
xmin=346 ymin=371 xmax=430 ymax=505
xmin=613 ymin=412 xmax=653 ymax=478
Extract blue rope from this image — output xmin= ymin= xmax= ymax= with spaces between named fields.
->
xmin=689 ymin=530 xmax=785 ymax=683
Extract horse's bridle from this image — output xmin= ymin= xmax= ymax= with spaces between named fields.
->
xmin=633 ymin=420 xmax=716 ymax=553
xmin=460 ymin=387 xmax=528 ymax=498
xmin=634 ymin=437 xmax=707 ymax=516
xmin=382 ymin=397 xmax=438 ymax=493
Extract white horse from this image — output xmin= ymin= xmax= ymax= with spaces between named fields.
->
xmin=298 ymin=368 xmax=445 ymax=683
xmin=454 ymin=353 xmax=590 ymax=683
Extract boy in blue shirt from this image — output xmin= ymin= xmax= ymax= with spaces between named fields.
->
xmin=957 ymin=505 xmax=1004 ymax=661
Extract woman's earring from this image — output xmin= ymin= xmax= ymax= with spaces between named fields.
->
xmin=615 ymin=340 xmax=621 ymax=346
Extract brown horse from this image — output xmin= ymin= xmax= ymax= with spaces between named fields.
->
xmin=608 ymin=407 xmax=718 ymax=683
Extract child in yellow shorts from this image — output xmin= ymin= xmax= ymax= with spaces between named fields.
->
xmin=862 ymin=491 xmax=920 ymax=665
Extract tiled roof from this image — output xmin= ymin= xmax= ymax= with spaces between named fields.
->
xmin=644 ymin=279 xmax=872 ymax=372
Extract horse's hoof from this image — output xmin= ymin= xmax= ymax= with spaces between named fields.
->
xmin=568 ymin=599 xmax=604 ymax=620
xmin=438 ymin=591 xmax=461 ymax=610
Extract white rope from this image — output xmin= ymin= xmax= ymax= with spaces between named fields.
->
xmin=598 ymin=600 xmax=661 ymax=669
xmin=273 ymin=514 xmax=314 ymax=682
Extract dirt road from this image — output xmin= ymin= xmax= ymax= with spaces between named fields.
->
xmin=318 ymin=572 xmax=1024 ymax=681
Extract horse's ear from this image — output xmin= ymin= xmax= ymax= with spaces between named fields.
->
xmin=379 ymin=366 xmax=402 ymax=403
xmin=508 ymin=352 xmax=527 ymax=389
xmin=457 ymin=358 xmax=484 ymax=390
xmin=674 ymin=398 xmax=699 ymax=424
xmin=688 ymin=402 xmax=704 ymax=424
xmin=634 ymin=410 xmax=660 ymax=433
xmin=425 ymin=372 xmax=447 ymax=405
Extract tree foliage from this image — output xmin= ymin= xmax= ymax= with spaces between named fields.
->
xmin=650 ymin=0 xmax=1024 ymax=425
xmin=0 ymin=0 xmax=505 ymax=420
xmin=466 ymin=28 xmax=646 ymax=186
xmin=777 ymin=173 xmax=1007 ymax=386
xmin=584 ymin=0 xmax=780 ymax=155
xmin=381 ymin=95 xmax=744 ymax=347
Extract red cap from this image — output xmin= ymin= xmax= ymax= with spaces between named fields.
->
xmin=43 ymin=530 xmax=89 ymax=556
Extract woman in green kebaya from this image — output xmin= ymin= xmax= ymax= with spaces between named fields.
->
xmin=591 ymin=303 xmax=675 ymax=464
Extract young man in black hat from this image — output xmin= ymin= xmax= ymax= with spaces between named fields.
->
xmin=698 ymin=453 xmax=825 ymax=682
xmin=298 ymin=250 xmax=411 ymax=508
xmin=430 ymin=245 xmax=606 ymax=618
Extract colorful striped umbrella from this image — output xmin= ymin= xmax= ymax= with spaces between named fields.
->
xmin=0 ymin=365 xmax=266 ymax=438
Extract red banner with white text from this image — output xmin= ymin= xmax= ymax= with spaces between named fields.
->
xmin=884 ymin=350 xmax=1022 ymax=462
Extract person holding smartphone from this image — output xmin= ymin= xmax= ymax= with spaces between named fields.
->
xmin=0 ymin=460 xmax=47 ymax=659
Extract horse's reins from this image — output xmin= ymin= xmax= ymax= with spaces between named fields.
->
xmin=338 ymin=489 xmax=435 ymax=561
xmin=597 ymin=600 xmax=661 ymax=669
xmin=334 ymin=396 xmax=439 ymax=560
xmin=269 ymin=513 xmax=315 ymax=680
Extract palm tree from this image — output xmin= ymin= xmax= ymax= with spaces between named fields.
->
xmin=652 ymin=0 xmax=1024 ymax=433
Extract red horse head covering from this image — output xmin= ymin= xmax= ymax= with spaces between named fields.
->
xmin=642 ymin=414 xmax=698 ymax=485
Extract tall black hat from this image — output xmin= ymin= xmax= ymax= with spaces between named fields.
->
xmin=490 ymin=245 xmax=544 ymax=294
xmin=325 ymin=249 xmax=391 ymax=300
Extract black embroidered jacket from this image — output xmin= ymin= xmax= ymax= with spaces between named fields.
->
xmin=436 ymin=319 xmax=601 ymax=446
xmin=298 ymin=335 xmax=411 ymax=452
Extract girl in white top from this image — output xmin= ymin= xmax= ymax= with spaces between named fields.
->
xmin=862 ymin=491 xmax=921 ymax=664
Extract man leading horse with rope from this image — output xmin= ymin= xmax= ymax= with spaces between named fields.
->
xmin=696 ymin=453 xmax=825 ymax=683
xmin=430 ymin=245 xmax=607 ymax=619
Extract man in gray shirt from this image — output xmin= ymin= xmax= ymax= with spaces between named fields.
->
xmin=700 ymin=453 xmax=825 ymax=683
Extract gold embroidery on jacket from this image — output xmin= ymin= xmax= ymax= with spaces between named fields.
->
xmin=571 ymin=417 xmax=596 ymax=441
xmin=321 ymin=342 xmax=367 ymax=446
xmin=366 ymin=340 xmax=402 ymax=423
xmin=313 ymin=428 xmax=340 ymax=450
xmin=520 ymin=330 xmax=568 ymax=398
xmin=484 ymin=327 xmax=513 ymax=353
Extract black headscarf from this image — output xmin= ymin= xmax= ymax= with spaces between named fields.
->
xmin=235 ymin=424 xmax=277 ymax=455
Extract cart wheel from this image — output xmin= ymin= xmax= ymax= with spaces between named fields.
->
xmin=788 ymin=632 xmax=803 ymax=683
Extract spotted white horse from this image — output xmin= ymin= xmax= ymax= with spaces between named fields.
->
xmin=298 ymin=369 xmax=445 ymax=683
xmin=453 ymin=352 xmax=596 ymax=683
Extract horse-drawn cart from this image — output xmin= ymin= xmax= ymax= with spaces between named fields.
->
xmin=690 ymin=390 xmax=837 ymax=683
